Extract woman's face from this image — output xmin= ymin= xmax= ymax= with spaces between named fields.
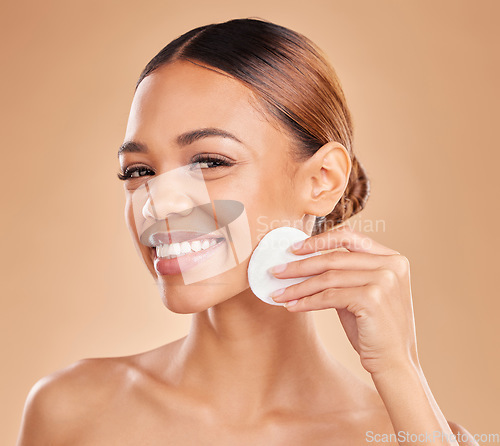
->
xmin=119 ymin=60 xmax=311 ymax=313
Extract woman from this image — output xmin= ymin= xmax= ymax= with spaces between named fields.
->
xmin=17 ymin=18 xmax=477 ymax=445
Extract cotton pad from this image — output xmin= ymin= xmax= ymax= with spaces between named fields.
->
xmin=247 ymin=227 xmax=321 ymax=306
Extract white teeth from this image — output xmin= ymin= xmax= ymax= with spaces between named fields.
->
xmin=155 ymin=238 xmax=222 ymax=259
xmin=180 ymin=241 xmax=191 ymax=254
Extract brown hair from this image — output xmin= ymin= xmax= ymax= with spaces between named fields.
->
xmin=136 ymin=18 xmax=370 ymax=235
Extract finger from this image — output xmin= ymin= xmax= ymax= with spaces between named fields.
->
xmin=271 ymin=269 xmax=378 ymax=303
xmin=271 ymin=250 xmax=399 ymax=279
xmin=284 ymin=285 xmax=367 ymax=312
xmin=290 ymin=226 xmax=399 ymax=256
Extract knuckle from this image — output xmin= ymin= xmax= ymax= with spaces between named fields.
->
xmin=323 ymin=288 xmax=336 ymax=300
xmin=327 ymin=250 xmax=342 ymax=266
xmin=292 ymin=259 xmax=306 ymax=275
xmin=392 ymin=255 xmax=410 ymax=276
xmin=317 ymin=234 xmax=330 ymax=251
xmin=325 ymin=269 xmax=338 ymax=282
xmin=366 ymin=284 xmax=383 ymax=304
xmin=289 ymin=280 xmax=306 ymax=297
xmin=378 ymin=268 xmax=398 ymax=286
xmin=282 ymin=283 xmax=296 ymax=298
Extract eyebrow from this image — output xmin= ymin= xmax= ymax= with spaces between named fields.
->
xmin=117 ymin=127 xmax=244 ymax=157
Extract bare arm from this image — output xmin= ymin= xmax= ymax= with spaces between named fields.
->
xmin=371 ymin=362 xmax=479 ymax=446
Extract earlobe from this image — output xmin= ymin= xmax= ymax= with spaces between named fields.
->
xmin=306 ymin=141 xmax=352 ymax=216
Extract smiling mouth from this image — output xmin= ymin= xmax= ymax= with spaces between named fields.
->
xmin=154 ymin=236 xmax=226 ymax=259
xmin=151 ymin=233 xmax=227 ymax=277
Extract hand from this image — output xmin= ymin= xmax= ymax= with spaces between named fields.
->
xmin=269 ymin=225 xmax=420 ymax=376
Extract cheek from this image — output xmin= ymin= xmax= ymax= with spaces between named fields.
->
xmin=125 ymin=197 xmax=149 ymax=257
xmin=124 ymin=198 xmax=138 ymax=239
xmin=243 ymin=195 xmax=297 ymax=247
xmin=248 ymin=170 xmax=297 ymax=227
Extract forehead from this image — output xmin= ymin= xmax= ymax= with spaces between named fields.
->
xmin=125 ymin=60 xmax=275 ymax=144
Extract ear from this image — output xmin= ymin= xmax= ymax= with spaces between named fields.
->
xmin=298 ymin=141 xmax=352 ymax=218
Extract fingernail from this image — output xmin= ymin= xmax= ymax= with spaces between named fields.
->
xmin=289 ymin=240 xmax=304 ymax=252
xmin=284 ymin=299 xmax=298 ymax=308
xmin=270 ymin=263 xmax=287 ymax=274
xmin=270 ymin=288 xmax=285 ymax=299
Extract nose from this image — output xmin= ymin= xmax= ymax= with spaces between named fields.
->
xmin=141 ymin=173 xmax=195 ymax=220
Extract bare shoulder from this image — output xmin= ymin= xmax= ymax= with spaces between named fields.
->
xmin=447 ymin=420 xmax=480 ymax=446
xmin=16 ymin=357 xmax=131 ymax=445
xmin=16 ymin=338 xmax=186 ymax=445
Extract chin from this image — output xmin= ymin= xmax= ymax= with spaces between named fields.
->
xmin=156 ymin=270 xmax=251 ymax=314
xmin=158 ymin=290 xmax=229 ymax=314
xmin=160 ymin=297 xmax=210 ymax=314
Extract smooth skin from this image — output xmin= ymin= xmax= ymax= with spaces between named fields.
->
xmin=17 ymin=60 xmax=477 ymax=445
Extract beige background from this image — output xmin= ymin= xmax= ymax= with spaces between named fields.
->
xmin=1 ymin=0 xmax=498 ymax=443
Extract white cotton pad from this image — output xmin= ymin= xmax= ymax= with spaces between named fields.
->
xmin=247 ymin=227 xmax=321 ymax=306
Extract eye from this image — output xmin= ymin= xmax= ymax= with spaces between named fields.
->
xmin=117 ymin=165 xmax=154 ymax=181
xmin=117 ymin=154 xmax=234 ymax=181
xmin=190 ymin=154 xmax=234 ymax=170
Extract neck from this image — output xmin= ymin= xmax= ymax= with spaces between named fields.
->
xmin=170 ymin=287 xmax=349 ymax=422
